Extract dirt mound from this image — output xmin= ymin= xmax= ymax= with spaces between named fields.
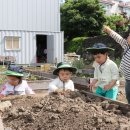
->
xmin=2 ymin=91 xmax=130 ymax=130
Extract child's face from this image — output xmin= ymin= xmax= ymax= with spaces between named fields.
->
xmin=58 ymin=69 xmax=72 ymax=82
xmin=7 ymin=76 xmax=20 ymax=86
xmin=127 ymin=35 xmax=130 ymax=44
xmin=94 ymin=53 xmax=107 ymax=64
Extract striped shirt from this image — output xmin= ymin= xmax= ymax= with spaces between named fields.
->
xmin=110 ymin=30 xmax=130 ymax=80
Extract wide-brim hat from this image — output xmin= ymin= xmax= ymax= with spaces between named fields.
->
xmin=4 ymin=65 xmax=24 ymax=77
xmin=87 ymin=43 xmax=114 ymax=53
xmin=53 ymin=62 xmax=77 ymax=75
xmin=4 ymin=70 xmax=24 ymax=77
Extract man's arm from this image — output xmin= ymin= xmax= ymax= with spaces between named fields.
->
xmin=103 ymin=25 xmax=128 ymax=50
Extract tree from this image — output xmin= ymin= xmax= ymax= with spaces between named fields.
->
xmin=65 ymin=37 xmax=87 ymax=53
xmin=105 ymin=14 xmax=129 ymax=33
xmin=61 ymin=0 xmax=106 ymax=40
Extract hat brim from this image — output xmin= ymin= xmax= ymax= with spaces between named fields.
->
xmin=4 ymin=70 xmax=24 ymax=77
xmin=87 ymin=48 xmax=114 ymax=53
xmin=53 ymin=67 xmax=77 ymax=75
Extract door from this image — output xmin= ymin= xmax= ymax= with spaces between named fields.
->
xmin=36 ymin=35 xmax=47 ymax=63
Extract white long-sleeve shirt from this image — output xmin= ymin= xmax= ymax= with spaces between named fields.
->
xmin=48 ymin=78 xmax=74 ymax=92
xmin=0 ymin=80 xmax=34 ymax=96
xmin=94 ymin=59 xmax=119 ymax=88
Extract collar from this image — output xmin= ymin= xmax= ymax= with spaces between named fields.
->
xmin=58 ymin=77 xmax=69 ymax=83
xmin=97 ymin=58 xmax=110 ymax=66
xmin=99 ymin=58 xmax=110 ymax=73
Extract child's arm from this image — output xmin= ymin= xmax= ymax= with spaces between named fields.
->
xmin=48 ymin=79 xmax=59 ymax=93
xmin=89 ymin=67 xmax=98 ymax=91
xmin=89 ymin=79 xmax=98 ymax=91
xmin=67 ymin=80 xmax=74 ymax=91
xmin=103 ymin=25 xmax=128 ymax=50
xmin=104 ymin=80 xmax=117 ymax=90
xmin=104 ymin=63 xmax=119 ymax=90
xmin=0 ymin=85 xmax=7 ymax=98
xmin=24 ymin=81 xmax=35 ymax=94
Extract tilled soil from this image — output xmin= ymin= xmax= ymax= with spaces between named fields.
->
xmin=2 ymin=91 xmax=130 ymax=130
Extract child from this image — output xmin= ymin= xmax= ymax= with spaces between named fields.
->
xmin=103 ymin=25 xmax=130 ymax=103
xmin=0 ymin=65 xmax=34 ymax=98
xmin=48 ymin=62 xmax=77 ymax=93
xmin=87 ymin=43 xmax=119 ymax=100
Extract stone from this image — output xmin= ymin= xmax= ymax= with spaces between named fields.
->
xmin=98 ymin=118 xmax=103 ymax=123
xmin=105 ymin=117 xmax=117 ymax=124
xmin=0 ymin=101 xmax=12 ymax=112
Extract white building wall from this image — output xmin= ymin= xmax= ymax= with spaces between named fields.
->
xmin=0 ymin=31 xmax=64 ymax=64
xmin=47 ymin=32 xmax=64 ymax=64
xmin=0 ymin=0 xmax=60 ymax=32
xmin=60 ymin=0 xmax=65 ymax=4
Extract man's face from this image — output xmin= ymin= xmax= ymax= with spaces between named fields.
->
xmin=94 ymin=53 xmax=107 ymax=64
xmin=58 ymin=69 xmax=72 ymax=82
xmin=127 ymin=35 xmax=130 ymax=44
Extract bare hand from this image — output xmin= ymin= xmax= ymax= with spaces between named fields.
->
xmin=53 ymin=89 xmax=64 ymax=95
xmin=65 ymin=89 xmax=71 ymax=93
xmin=103 ymin=25 xmax=112 ymax=34
xmin=0 ymin=94 xmax=5 ymax=99
xmin=103 ymin=84 xmax=112 ymax=90
xmin=88 ymin=83 xmax=95 ymax=92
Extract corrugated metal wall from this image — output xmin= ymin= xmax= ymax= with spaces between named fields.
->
xmin=47 ymin=31 xmax=64 ymax=63
xmin=0 ymin=31 xmax=36 ymax=64
xmin=0 ymin=31 xmax=64 ymax=64
xmin=0 ymin=0 xmax=60 ymax=32
xmin=0 ymin=0 xmax=64 ymax=64
xmin=54 ymin=32 xmax=64 ymax=63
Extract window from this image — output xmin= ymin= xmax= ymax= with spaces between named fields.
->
xmin=5 ymin=36 xmax=20 ymax=50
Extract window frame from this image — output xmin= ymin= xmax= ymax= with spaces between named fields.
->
xmin=4 ymin=36 xmax=21 ymax=51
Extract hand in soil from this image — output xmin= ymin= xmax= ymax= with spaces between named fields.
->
xmin=0 ymin=94 xmax=5 ymax=99
xmin=53 ymin=89 xmax=64 ymax=95
xmin=65 ymin=89 xmax=71 ymax=93
xmin=53 ymin=89 xmax=72 ymax=95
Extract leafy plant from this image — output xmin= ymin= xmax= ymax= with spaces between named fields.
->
xmin=61 ymin=0 xmax=106 ymax=39
xmin=105 ymin=14 xmax=128 ymax=32
xmin=72 ymin=58 xmax=85 ymax=70
xmin=66 ymin=37 xmax=87 ymax=53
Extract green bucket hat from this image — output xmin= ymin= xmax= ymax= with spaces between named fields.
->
xmin=53 ymin=62 xmax=77 ymax=75
xmin=87 ymin=43 xmax=114 ymax=53
xmin=4 ymin=65 xmax=24 ymax=77
xmin=4 ymin=70 xmax=24 ymax=77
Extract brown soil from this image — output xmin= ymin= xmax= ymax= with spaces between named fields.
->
xmin=2 ymin=91 xmax=130 ymax=130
